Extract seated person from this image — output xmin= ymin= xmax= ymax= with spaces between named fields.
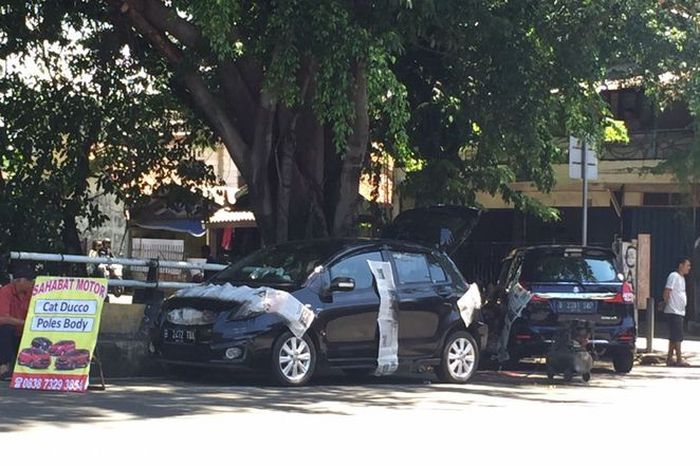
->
xmin=0 ymin=263 xmax=35 ymax=380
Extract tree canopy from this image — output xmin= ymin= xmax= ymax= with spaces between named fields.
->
xmin=2 ymin=0 xmax=699 ymax=251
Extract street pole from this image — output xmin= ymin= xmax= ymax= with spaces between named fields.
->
xmin=646 ymin=297 xmax=655 ymax=353
xmin=582 ymin=139 xmax=588 ymax=246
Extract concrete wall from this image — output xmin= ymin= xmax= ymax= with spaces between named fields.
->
xmin=93 ymin=303 xmax=161 ymax=378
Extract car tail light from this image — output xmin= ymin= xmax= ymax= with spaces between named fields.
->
xmin=519 ymin=282 xmax=548 ymax=302
xmin=616 ymin=331 xmax=635 ymax=342
xmin=515 ymin=334 xmax=532 ymax=341
xmin=605 ymin=282 xmax=635 ymax=304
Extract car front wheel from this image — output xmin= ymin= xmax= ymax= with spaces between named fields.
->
xmin=271 ymin=332 xmax=317 ymax=386
xmin=437 ymin=331 xmax=479 ymax=384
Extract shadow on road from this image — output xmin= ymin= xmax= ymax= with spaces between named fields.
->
xmin=0 ymin=366 xmax=600 ymax=433
xmin=5 ymin=350 xmax=695 ymax=434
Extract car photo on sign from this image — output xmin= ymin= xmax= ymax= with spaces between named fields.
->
xmin=49 ymin=340 xmax=76 ymax=356
xmin=55 ymin=349 xmax=91 ymax=370
xmin=30 ymin=336 xmax=52 ymax=352
xmin=17 ymin=348 xmax=52 ymax=369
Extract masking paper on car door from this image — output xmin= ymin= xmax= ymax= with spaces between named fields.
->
xmin=457 ymin=283 xmax=482 ymax=327
xmin=175 ymin=284 xmax=314 ymax=337
xmin=368 ymin=260 xmax=399 ymax=376
xmin=496 ymin=283 xmax=532 ymax=362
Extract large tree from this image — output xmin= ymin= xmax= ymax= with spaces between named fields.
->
xmin=2 ymin=1 xmax=699 ymax=247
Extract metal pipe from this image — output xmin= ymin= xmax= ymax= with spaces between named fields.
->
xmin=9 ymin=251 xmax=227 ymax=271
xmin=108 ymin=279 xmax=198 ymax=290
xmin=582 ymin=139 xmax=589 ymax=246
xmin=646 ymin=297 xmax=655 ymax=353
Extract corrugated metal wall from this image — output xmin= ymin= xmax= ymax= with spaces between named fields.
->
xmin=623 ymin=207 xmax=697 ymax=301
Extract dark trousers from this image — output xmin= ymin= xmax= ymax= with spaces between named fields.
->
xmin=0 ymin=324 xmax=19 ymax=365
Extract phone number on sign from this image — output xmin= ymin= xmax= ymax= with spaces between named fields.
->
xmin=12 ymin=376 xmax=86 ymax=391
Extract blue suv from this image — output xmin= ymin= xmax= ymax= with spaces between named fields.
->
xmin=482 ymin=246 xmax=636 ymax=373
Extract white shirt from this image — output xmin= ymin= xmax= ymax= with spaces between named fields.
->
xmin=665 ymin=271 xmax=687 ymax=316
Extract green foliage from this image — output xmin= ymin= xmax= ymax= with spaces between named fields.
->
xmin=188 ymin=0 xmax=241 ymax=58
xmin=603 ymin=118 xmax=630 ymax=144
xmin=2 ymin=0 xmax=700 ymax=249
xmin=0 ymin=15 xmax=215 ymax=253
xmin=395 ymin=0 xmax=699 ymax=218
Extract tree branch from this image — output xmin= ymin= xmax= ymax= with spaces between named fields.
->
xmin=141 ymin=0 xmax=202 ymax=48
xmin=219 ymin=60 xmax=258 ymax=143
xmin=110 ymin=0 xmax=250 ymax=171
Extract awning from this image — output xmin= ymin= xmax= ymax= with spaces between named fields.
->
xmin=206 ymin=209 xmax=256 ymax=228
xmin=131 ymin=218 xmax=206 ymax=237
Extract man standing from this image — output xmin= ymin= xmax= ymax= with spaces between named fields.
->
xmin=0 ymin=264 xmax=35 ymax=380
xmin=663 ymin=257 xmax=692 ymax=367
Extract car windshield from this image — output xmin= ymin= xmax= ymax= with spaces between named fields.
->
xmin=211 ymin=241 xmax=343 ymax=286
xmin=521 ymin=250 xmax=619 ymax=283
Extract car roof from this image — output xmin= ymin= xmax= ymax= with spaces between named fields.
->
xmin=268 ymin=237 xmax=442 ymax=258
xmin=506 ymin=244 xmax=615 ymax=259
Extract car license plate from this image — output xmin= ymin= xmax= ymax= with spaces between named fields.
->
xmin=552 ymin=300 xmax=597 ymax=314
xmin=163 ymin=327 xmax=197 ymax=344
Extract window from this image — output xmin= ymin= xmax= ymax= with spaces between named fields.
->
xmin=521 ymin=251 xmax=619 ymax=283
xmin=497 ymin=259 xmax=513 ymax=287
xmin=213 ymin=241 xmax=341 ymax=285
xmin=507 ymin=256 xmax=524 ymax=287
xmin=642 ymin=192 xmax=682 ymax=206
xmin=330 ymin=251 xmax=383 ymax=290
xmin=392 ymin=252 xmax=431 ymax=284
xmin=427 ymin=255 xmax=448 ymax=283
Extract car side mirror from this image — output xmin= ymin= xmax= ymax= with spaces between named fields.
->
xmin=617 ymin=273 xmax=625 ymax=281
xmin=329 ymin=277 xmax=356 ymax=292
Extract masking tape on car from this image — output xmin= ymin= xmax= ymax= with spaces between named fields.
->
xmin=175 ymin=284 xmax=315 ymax=338
xmin=175 ymin=283 xmax=255 ymax=301
xmin=261 ymin=288 xmax=315 ymax=338
xmin=368 ymin=260 xmax=399 ymax=376
xmin=457 ymin=283 xmax=482 ymax=327
xmin=496 ymin=283 xmax=532 ymax=362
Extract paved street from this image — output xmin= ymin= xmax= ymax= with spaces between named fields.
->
xmin=1 ymin=337 xmax=699 ymax=464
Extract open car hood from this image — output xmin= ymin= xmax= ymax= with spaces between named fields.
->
xmin=381 ymin=206 xmax=480 ymax=256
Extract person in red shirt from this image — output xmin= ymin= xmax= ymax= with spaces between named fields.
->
xmin=0 ymin=264 xmax=35 ymax=380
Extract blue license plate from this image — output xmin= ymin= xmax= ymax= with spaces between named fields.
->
xmin=551 ymin=300 xmax=597 ymax=314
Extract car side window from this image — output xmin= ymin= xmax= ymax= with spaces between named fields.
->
xmin=427 ymin=254 xmax=448 ymax=283
xmin=497 ymin=259 xmax=513 ymax=287
xmin=329 ymin=251 xmax=383 ymax=290
xmin=391 ymin=251 xmax=431 ymax=284
xmin=505 ymin=255 xmax=524 ymax=290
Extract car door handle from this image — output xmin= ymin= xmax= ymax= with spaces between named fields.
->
xmin=435 ymin=286 xmax=451 ymax=298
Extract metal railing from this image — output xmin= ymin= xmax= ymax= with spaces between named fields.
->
xmin=9 ymin=251 xmax=228 ymax=290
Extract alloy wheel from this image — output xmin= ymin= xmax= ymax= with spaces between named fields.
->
xmin=278 ymin=336 xmax=312 ymax=383
xmin=447 ymin=337 xmax=476 ymax=380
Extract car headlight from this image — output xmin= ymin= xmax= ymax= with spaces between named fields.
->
xmin=228 ymin=301 xmax=265 ymax=320
xmin=166 ymin=308 xmax=217 ymax=325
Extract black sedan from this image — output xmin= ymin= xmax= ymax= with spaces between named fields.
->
xmin=150 ymin=208 xmax=486 ymax=386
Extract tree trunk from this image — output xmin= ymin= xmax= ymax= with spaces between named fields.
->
xmin=112 ymin=2 xmax=371 ymax=245
xmin=61 ymin=211 xmax=84 ymax=254
xmin=333 ymin=62 xmax=370 ymax=236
